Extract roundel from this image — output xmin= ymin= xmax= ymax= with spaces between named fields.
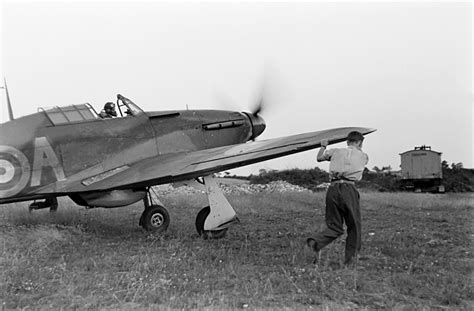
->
xmin=0 ymin=145 xmax=31 ymax=198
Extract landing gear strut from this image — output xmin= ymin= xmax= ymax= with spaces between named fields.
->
xmin=193 ymin=176 xmax=238 ymax=239
xmin=139 ymin=189 xmax=170 ymax=233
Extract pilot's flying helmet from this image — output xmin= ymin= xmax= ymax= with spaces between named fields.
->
xmin=104 ymin=102 xmax=115 ymax=110
xmin=104 ymin=102 xmax=117 ymax=116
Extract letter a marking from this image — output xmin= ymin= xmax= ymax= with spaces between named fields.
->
xmin=31 ymin=137 xmax=66 ymax=187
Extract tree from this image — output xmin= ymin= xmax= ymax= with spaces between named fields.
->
xmin=451 ymin=162 xmax=463 ymax=170
xmin=442 ymin=160 xmax=449 ymax=169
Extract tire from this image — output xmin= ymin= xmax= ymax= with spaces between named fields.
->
xmin=195 ymin=206 xmax=227 ymax=240
xmin=141 ymin=205 xmax=170 ymax=233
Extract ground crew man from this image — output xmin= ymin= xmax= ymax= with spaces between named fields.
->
xmin=307 ymin=131 xmax=369 ymax=266
xmin=99 ymin=102 xmax=118 ymax=118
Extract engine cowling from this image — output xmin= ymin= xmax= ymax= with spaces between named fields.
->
xmin=70 ymin=189 xmax=146 ymax=208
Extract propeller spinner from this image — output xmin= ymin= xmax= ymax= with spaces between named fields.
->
xmin=243 ymin=98 xmax=266 ymax=141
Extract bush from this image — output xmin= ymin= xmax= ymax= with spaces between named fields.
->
xmin=442 ymin=167 xmax=473 ymax=192
xmin=246 ymin=166 xmax=473 ymax=193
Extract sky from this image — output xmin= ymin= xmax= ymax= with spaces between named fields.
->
xmin=1 ymin=0 xmax=472 ymax=176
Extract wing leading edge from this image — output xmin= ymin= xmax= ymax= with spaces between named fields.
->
xmin=34 ymin=127 xmax=375 ymax=194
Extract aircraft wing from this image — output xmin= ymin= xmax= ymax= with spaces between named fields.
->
xmin=33 ymin=127 xmax=375 ymax=194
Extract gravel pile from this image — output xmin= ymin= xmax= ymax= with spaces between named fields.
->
xmin=153 ymin=180 xmax=312 ymax=195
xmin=153 ymin=184 xmax=202 ymax=195
xmin=220 ymin=181 xmax=311 ymax=194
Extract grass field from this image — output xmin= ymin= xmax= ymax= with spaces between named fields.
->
xmin=1 ymin=191 xmax=473 ymax=310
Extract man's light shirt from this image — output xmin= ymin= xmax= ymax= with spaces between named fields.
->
xmin=322 ymin=146 xmax=369 ymax=181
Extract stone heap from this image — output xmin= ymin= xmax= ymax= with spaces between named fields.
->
xmin=153 ymin=184 xmax=202 ymax=195
xmin=315 ymin=182 xmax=330 ymax=190
xmin=153 ymin=180 xmax=312 ymax=195
xmin=219 ymin=181 xmax=311 ymax=194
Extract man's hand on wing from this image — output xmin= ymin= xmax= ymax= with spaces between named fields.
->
xmin=317 ymin=139 xmax=329 ymax=162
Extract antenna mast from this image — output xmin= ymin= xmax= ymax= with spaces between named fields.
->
xmin=3 ymin=78 xmax=14 ymax=121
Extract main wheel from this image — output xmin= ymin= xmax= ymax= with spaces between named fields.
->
xmin=141 ymin=205 xmax=170 ymax=233
xmin=195 ymin=206 xmax=227 ymax=240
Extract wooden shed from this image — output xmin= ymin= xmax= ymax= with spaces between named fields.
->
xmin=399 ymin=145 xmax=444 ymax=192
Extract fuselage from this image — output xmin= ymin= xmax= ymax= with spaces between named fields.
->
xmin=0 ymin=103 xmax=265 ymax=204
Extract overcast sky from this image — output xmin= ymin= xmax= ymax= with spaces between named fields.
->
xmin=1 ymin=1 xmax=472 ymax=175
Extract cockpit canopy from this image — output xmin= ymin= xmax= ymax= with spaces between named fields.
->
xmin=40 ymin=94 xmax=143 ymax=126
xmin=40 ymin=104 xmax=99 ymax=125
xmin=115 ymin=94 xmax=143 ymax=117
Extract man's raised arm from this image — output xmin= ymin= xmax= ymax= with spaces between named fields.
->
xmin=317 ymin=139 xmax=329 ymax=162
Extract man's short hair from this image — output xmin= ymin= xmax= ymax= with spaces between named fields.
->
xmin=347 ymin=131 xmax=364 ymax=143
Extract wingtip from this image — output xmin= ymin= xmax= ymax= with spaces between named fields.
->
xmin=352 ymin=127 xmax=376 ymax=135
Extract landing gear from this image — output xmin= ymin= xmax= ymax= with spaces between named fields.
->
xmin=139 ymin=189 xmax=170 ymax=233
xmin=193 ymin=176 xmax=239 ymax=239
xmin=195 ymin=206 xmax=228 ymax=239
xmin=29 ymin=197 xmax=58 ymax=212
xmin=138 ymin=177 xmax=239 ymax=237
xmin=140 ymin=205 xmax=170 ymax=232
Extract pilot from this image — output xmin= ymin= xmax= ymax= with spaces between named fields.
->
xmin=100 ymin=102 xmax=118 ymax=118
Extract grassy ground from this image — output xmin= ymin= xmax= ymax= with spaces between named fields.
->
xmin=1 ymin=191 xmax=472 ymax=310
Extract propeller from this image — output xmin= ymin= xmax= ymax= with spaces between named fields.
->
xmin=251 ymin=97 xmax=264 ymax=116
xmin=216 ymin=67 xmax=286 ymax=141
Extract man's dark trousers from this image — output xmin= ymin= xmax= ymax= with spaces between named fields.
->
xmin=314 ymin=182 xmax=361 ymax=263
